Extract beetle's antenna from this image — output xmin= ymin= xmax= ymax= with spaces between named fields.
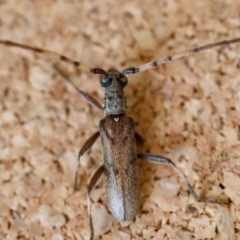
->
xmin=0 ymin=40 xmax=107 ymax=75
xmin=122 ymin=38 xmax=240 ymax=74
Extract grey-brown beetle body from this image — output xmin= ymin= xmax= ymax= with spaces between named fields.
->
xmin=80 ymin=69 xmax=141 ymax=234
xmin=90 ymin=69 xmax=140 ymax=221
xmin=78 ymin=69 xmax=227 ymax=240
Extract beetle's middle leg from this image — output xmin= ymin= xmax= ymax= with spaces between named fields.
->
xmin=138 ymin=153 xmax=227 ymax=205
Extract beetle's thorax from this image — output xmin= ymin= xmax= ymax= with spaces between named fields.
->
xmin=100 ymin=69 xmax=128 ymax=116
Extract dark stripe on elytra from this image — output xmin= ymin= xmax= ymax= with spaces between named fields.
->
xmin=103 ymin=125 xmax=115 ymax=144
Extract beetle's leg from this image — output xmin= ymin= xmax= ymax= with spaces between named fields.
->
xmin=74 ymin=131 xmax=100 ymax=191
xmin=87 ymin=164 xmax=104 ymax=240
xmin=54 ymin=64 xmax=103 ymax=110
xmin=138 ymin=153 xmax=227 ymax=205
xmin=77 ymin=90 xmax=102 ymax=110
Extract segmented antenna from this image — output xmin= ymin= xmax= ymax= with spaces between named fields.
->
xmin=122 ymin=38 xmax=240 ymax=74
xmin=1 ymin=38 xmax=239 ymax=76
xmin=0 ymin=40 xmax=107 ymax=75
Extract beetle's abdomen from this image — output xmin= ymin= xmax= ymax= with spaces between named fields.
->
xmin=100 ymin=115 xmax=140 ymax=221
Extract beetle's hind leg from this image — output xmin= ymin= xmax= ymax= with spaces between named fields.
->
xmin=138 ymin=153 xmax=228 ymax=205
xmin=87 ymin=164 xmax=104 ymax=240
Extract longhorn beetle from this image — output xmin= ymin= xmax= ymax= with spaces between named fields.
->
xmin=0 ymin=38 xmax=240 ymax=239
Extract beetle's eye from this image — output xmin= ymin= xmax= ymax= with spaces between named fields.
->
xmin=100 ymin=76 xmax=113 ymax=88
xmin=116 ymin=75 xmax=128 ymax=87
